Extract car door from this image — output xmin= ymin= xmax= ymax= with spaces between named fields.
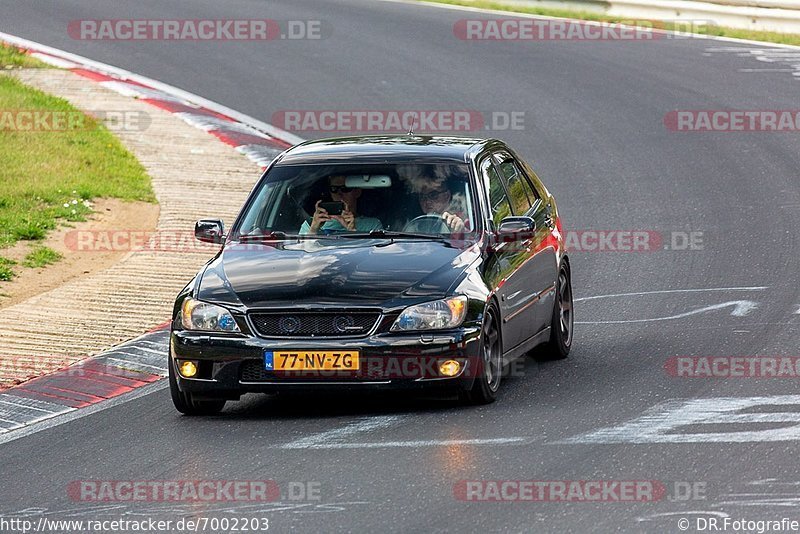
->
xmin=493 ymin=151 xmax=558 ymax=341
xmin=479 ymin=155 xmax=535 ymax=353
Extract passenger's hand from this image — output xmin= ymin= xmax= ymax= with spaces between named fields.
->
xmin=442 ymin=211 xmax=465 ymax=233
xmin=333 ymin=202 xmax=356 ymax=231
xmin=309 ymin=200 xmax=331 ymax=234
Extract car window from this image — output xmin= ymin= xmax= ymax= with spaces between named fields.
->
xmin=480 ymin=158 xmax=511 ymax=227
xmin=233 ymin=162 xmax=477 ymax=239
xmin=496 ymin=158 xmax=536 ymax=215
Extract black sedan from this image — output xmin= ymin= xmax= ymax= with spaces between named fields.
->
xmin=169 ymin=135 xmax=573 ymax=414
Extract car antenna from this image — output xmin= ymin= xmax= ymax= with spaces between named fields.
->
xmin=407 ymin=117 xmax=417 ymax=136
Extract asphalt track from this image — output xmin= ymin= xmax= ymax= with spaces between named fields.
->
xmin=1 ymin=0 xmax=800 ymax=532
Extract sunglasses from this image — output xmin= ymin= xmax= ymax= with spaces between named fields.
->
xmin=329 ymin=185 xmax=354 ymax=193
xmin=419 ymin=190 xmax=450 ymax=202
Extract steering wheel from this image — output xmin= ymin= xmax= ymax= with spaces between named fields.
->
xmin=404 ymin=214 xmax=450 ymax=234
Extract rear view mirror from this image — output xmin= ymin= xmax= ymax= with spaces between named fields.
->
xmin=346 ymin=175 xmax=392 ymax=188
xmin=195 ymin=219 xmax=225 ymax=244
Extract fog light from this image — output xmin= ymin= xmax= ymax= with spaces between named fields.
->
xmin=178 ymin=360 xmax=198 ymax=378
xmin=439 ymin=359 xmax=461 ymax=377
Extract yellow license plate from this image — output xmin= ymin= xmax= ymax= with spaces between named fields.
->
xmin=265 ymin=351 xmax=359 ymax=371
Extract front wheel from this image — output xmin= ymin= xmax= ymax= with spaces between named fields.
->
xmin=537 ymin=264 xmax=573 ymax=361
xmin=461 ymin=306 xmax=502 ymax=405
xmin=169 ymin=360 xmax=226 ymax=415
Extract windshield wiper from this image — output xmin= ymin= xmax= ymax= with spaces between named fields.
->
xmin=339 ymin=230 xmax=447 ymax=240
xmin=237 ymin=232 xmax=338 ymax=242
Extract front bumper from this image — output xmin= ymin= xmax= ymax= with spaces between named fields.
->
xmin=170 ymin=326 xmax=482 ymax=398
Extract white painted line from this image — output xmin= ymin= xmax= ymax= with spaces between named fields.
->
xmin=281 ymin=415 xmax=405 ymax=449
xmin=98 ymin=80 xmax=184 ymax=103
xmin=29 ymin=52 xmax=78 ymax=69
xmin=0 ymin=394 xmax=70 ymax=414
xmin=0 ymin=417 xmax=24 ymax=428
xmin=576 ymin=300 xmax=758 ymax=324
xmin=574 ymin=286 xmax=767 ymax=302
xmin=0 ymin=403 xmax=67 ymax=425
xmin=0 ymin=31 xmax=305 ymax=145
xmin=0 ymin=410 xmax=68 ymax=428
xmin=562 ymin=395 xmax=800 ymax=444
xmin=105 ymin=355 xmax=166 ymax=372
xmin=134 ymin=339 xmax=169 ymax=347
xmin=175 ymin=113 xmax=271 ymax=137
xmin=723 ymin=493 xmax=800 ymax=496
xmin=117 ymin=345 xmax=165 ymax=356
xmin=739 ymin=68 xmax=795 ymax=72
xmin=236 ymin=145 xmax=285 ymax=167
xmin=0 ymin=399 xmax=57 ymax=414
xmin=288 ymin=437 xmax=527 ymax=449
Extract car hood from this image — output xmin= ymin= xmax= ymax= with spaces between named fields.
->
xmin=196 ymin=238 xmax=480 ymax=309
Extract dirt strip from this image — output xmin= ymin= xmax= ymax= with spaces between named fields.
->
xmin=0 ymin=69 xmax=263 ymax=388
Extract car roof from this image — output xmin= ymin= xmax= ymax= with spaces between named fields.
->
xmin=275 ymin=135 xmax=498 ymax=165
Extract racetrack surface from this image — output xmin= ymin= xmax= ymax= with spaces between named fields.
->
xmin=1 ymin=0 xmax=800 ymax=531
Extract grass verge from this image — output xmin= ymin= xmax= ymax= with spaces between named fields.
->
xmin=23 ymin=246 xmax=63 ymax=268
xmin=422 ymin=0 xmax=800 ymax=46
xmin=0 ymin=257 xmax=15 ymax=281
xmin=0 ymin=44 xmax=49 ymax=69
xmin=0 ymin=45 xmax=155 ymax=264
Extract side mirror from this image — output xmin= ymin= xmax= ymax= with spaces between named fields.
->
xmin=497 ymin=216 xmax=536 ymax=241
xmin=195 ymin=219 xmax=225 ymax=244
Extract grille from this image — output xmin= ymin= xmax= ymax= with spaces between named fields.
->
xmin=241 ymin=360 xmax=270 ymax=381
xmin=239 ymin=359 xmax=365 ymax=382
xmin=248 ymin=311 xmax=381 ymax=338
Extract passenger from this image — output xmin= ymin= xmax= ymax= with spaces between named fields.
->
xmin=299 ymin=175 xmax=383 ymax=235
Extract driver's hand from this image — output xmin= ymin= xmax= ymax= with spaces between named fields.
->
xmin=309 ymin=200 xmax=331 ymax=234
xmin=332 ymin=202 xmax=356 ymax=231
xmin=442 ymin=211 xmax=465 ymax=233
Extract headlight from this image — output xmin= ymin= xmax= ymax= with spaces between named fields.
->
xmin=390 ymin=296 xmax=468 ymax=332
xmin=181 ymin=298 xmax=240 ymax=332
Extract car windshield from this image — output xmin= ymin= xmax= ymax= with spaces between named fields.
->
xmin=233 ymin=162 xmax=478 ymax=240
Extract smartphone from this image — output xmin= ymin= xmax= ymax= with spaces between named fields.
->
xmin=319 ymin=201 xmax=344 ymax=216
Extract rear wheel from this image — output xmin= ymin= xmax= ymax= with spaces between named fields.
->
xmin=537 ymin=264 xmax=573 ymax=361
xmin=461 ymin=306 xmax=502 ymax=405
xmin=169 ymin=361 xmax=226 ymax=415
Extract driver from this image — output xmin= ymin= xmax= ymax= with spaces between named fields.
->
xmin=399 ymin=164 xmax=470 ymax=233
xmin=299 ymin=175 xmax=383 ymax=235
xmin=414 ymin=180 xmax=467 ymax=233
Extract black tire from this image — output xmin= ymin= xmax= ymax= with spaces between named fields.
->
xmin=169 ymin=361 xmax=226 ymax=415
xmin=537 ymin=264 xmax=573 ymax=361
xmin=461 ymin=305 xmax=502 ymax=405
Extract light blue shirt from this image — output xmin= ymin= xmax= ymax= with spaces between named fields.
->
xmin=299 ymin=217 xmax=383 ymax=235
